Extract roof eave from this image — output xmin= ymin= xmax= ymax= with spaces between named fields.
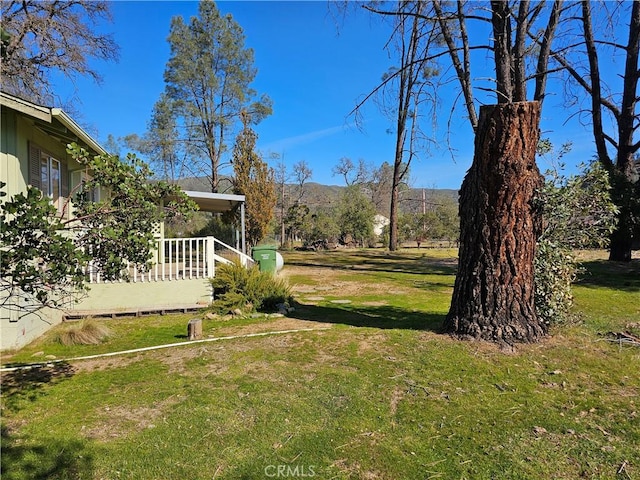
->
xmin=51 ymin=108 xmax=107 ymax=156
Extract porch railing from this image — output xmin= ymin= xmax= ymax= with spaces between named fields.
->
xmin=86 ymin=236 xmax=254 ymax=284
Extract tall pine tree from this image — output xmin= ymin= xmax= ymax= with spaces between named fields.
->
xmin=162 ymin=0 xmax=272 ymax=192
xmin=232 ymin=111 xmax=276 ymax=247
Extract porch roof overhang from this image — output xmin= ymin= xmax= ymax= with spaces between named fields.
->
xmin=1 ymin=91 xmax=107 ymax=156
xmin=183 ymin=190 xmax=245 ymax=213
xmin=181 ymin=190 xmax=247 ymax=254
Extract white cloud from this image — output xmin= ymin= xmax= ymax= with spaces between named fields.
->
xmin=260 ymin=124 xmax=350 ymax=152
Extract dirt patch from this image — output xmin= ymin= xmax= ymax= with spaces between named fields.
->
xmin=356 ymin=333 xmax=390 ymax=356
xmin=331 ymin=459 xmax=383 ymax=479
xmin=85 ymin=395 xmax=181 ymax=441
xmin=390 ymin=386 xmax=403 ymax=416
xmin=72 ymin=353 xmax=147 ymax=373
xmin=284 ymin=266 xmax=411 ymax=298
xmin=66 ymin=318 xmax=332 ymax=374
xmin=213 ymin=317 xmax=333 ymax=337
xmin=360 ymin=300 xmax=388 ymax=307
xmin=153 ymin=324 xmax=329 ymax=376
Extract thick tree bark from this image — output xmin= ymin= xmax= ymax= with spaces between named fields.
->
xmin=609 ymin=172 xmax=637 ymax=262
xmin=609 ymin=228 xmax=633 ymax=262
xmin=608 ymin=1 xmax=640 ymax=262
xmin=444 ymin=102 xmax=546 ymax=344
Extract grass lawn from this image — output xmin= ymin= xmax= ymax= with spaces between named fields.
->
xmin=1 ymin=248 xmax=638 ymax=479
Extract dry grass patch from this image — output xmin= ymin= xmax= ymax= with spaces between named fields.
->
xmin=53 ymin=319 xmax=112 ymax=346
xmin=85 ymin=396 xmax=181 ymax=441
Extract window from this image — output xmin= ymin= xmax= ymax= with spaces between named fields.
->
xmin=41 ymin=154 xmax=61 ymax=202
xmin=70 ymin=170 xmax=101 ymax=203
xmin=29 ymin=143 xmax=68 ymax=217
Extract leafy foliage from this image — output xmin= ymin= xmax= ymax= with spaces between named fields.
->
xmin=161 ymin=0 xmax=272 ymax=192
xmin=195 ymin=215 xmax=236 ymax=246
xmin=124 ymin=94 xmax=182 ymax=182
xmin=385 ymin=196 xmax=459 ymax=247
xmin=231 ymin=113 xmax=277 ymax=247
xmin=304 ymin=209 xmax=341 ymax=246
xmin=285 ymin=203 xmax=312 ymax=244
xmin=535 ymin=160 xmax=618 ymax=324
xmin=209 ymin=261 xmax=292 ymax=314
xmin=68 ymin=144 xmax=196 ymax=280
xmin=0 ymin=144 xmax=196 ymax=311
xmin=0 ymin=183 xmax=88 ymax=307
xmin=337 ymin=185 xmax=377 ymax=247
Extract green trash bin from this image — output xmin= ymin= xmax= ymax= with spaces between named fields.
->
xmin=252 ymin=245 xmax=277 ymax=273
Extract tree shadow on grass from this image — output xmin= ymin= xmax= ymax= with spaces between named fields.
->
xmin=575 ymin=259 xmax=640 ymax=291
xmin=1 ymin=363 xmax=93 ymax=479
xmin=1 ymin=362 xmax=75 ymax=413
xmin=1 ymin=424 xmax=94 ymax=480
xmin=285 ymin=250 xmax=458 ymax=277
xmin=292 ymin=301 xmax=446 ymax=333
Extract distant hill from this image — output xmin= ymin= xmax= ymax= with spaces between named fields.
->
xmin=175 ymin=176 xmax=458 ymax=216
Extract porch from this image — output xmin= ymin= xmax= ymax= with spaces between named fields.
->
xmin=68 ymin=236 xmax=254 ymax=319
xmin=85 ymin=236 xmax=254 ymax=284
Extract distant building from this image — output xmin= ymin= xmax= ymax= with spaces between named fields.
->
xmin=373 ymin=214 xmax=390 ymax=237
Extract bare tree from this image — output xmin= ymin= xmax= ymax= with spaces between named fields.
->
xmin=365 ymin=1 xmax=564 ymax=343
xmin=357 ymin=1 xmax=437 ymax=251
xmin=332 ymin=157 xmax=370 ymax=186
xmin=436 ymin=1 xmax=563 ymax=344
xmin=291 ymin=160 xmax=313 ymax=205
xmin=0 ymin=0 xmax=119 ymax=104
xmin=547 ymin=1 xmax=639 ymax=261
xmin=272 ymin=155 xmax=289 ymax=248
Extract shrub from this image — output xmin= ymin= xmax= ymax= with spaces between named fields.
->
xmin=535 ymin=159 xmax=618 ymax=324
xmin=53 ymin=319 xmax=112 ymax=346
xmin=534 ymin=240 xmax=577 ymax=325
xmin=209 ymin=261 xmax=292 ymax=314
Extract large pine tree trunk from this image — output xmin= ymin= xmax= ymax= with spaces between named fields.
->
xmin=608 ymin=165 xmax=637 ymax=262
xmin=444 ymin=102 xmax=546 ymax=344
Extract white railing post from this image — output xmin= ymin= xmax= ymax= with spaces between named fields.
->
xmin=181 ymin=238 xmax=186 ymax=280
xmin=168 ymin=239 xmax=173 ymax=280
xmin=196 ymin=239 xmax=200 ymax=278
xmin=85 ymin=236 xmax=239 ymax=284
xmin=206 ymin=236 xmax=215 ymax=278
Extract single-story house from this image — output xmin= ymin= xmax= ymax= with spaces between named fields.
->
xmin=373 ymin=214 xmax=390 ymax=237
xmin=1 ymin=91 xmax=251 ymax=350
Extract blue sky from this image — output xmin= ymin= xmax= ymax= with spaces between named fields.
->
xmin=53 ymin=1 xmax=617 ymax=189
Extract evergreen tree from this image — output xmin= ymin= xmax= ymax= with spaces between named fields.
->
xmin=162 ymin=0 xmax=272 ymax=192
xmin=232 ymin=112 xmax=276 ymax=247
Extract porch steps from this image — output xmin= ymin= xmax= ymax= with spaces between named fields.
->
xmin=63 ymin=303 xmax=208 ymax=321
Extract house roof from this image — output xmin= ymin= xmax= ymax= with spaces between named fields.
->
xmin=0 ymin=91 xmax=106 ymax=155
xmin=182 ymin=190 xmax=246 ymax=213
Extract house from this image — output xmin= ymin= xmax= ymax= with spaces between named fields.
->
xmin=373 ymin=214 xmax=390 ymax=237
xmin=1 ymin=91 xmax=251 ymax=351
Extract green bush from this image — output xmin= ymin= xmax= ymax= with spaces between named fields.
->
xmin=209 ymin=261 xmax=292 ymax=314
xmin=535 ymin=159 xmax=618 ymax=324
xmin=534 ymin=240 xmax=577 ymax=324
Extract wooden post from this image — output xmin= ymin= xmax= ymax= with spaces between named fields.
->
xmin=187 ymin=318 xmax=203 ymax=340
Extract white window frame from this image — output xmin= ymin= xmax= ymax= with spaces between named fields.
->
xmin=41 ymin=154 xmax=62 ymax=209
xmin=70 ymin=169 xmax=101 ymax=203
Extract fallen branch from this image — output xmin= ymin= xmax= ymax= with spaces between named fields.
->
xmin=603 ymin=331 xmax=640 ymax=347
